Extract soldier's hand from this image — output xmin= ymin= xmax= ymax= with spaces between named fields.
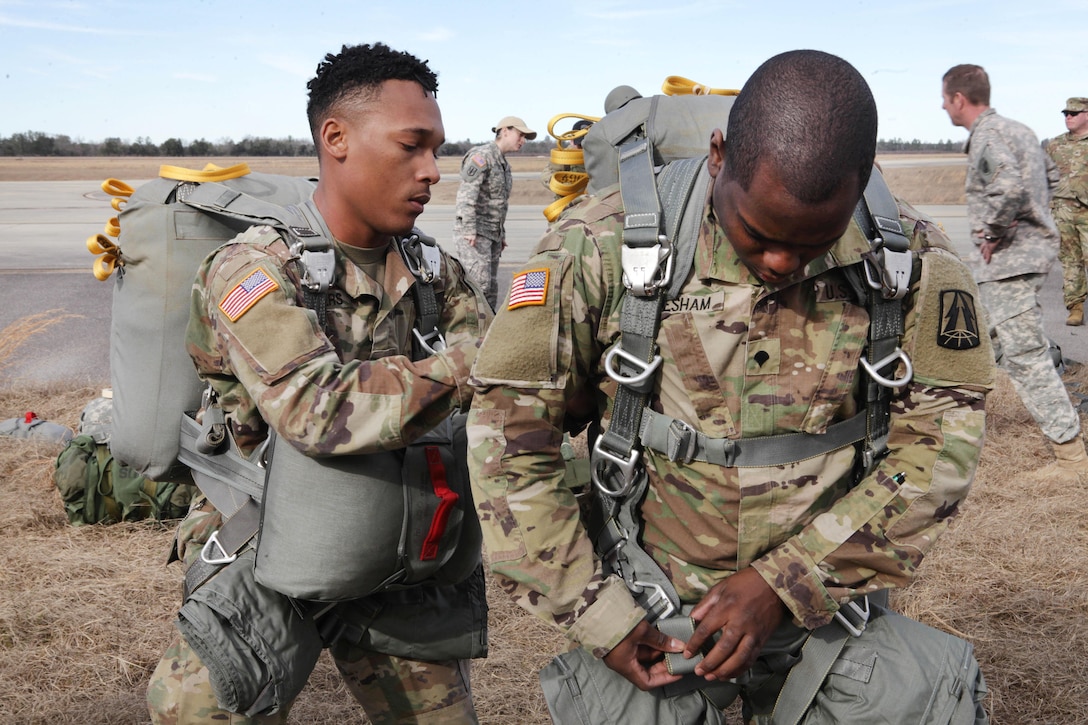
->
xmin=602 ymin=619 xmax=685 ymax=691
xmin=686 ymin=568 xmax=787 ymax=681
xmin=464 ymin=234 xmax=477 ymax=247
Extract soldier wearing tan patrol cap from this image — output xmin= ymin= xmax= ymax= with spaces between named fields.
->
xmin=453 ymin=115 xmax=537 ymax=308
xmin=1046 ymin=97 xmax=1088 ymax=325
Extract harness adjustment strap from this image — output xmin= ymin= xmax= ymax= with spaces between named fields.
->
xmin=639 ymin=410 xmax=868 ymax=468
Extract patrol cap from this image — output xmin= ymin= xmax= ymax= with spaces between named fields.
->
xmin=605 ymin=85 xmax=643 ymax=114
xmin=1064 ymin=97 xmax=1088 ymax=113
xmin=492 ymin=116 xmax=537 ymax=140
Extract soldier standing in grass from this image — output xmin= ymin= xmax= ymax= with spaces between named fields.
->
xmin=943 ymin=64 xmax=1088 ymax=484
xmin=453 ymin=115 xmax=536 ymax=309
xmin=1045 ymin=97 xmax=1088 ymax=326
xmin=468 ymin=50 xmax=992 ymax=723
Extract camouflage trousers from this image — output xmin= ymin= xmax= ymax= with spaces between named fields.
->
xmin=454 ymin=233 xmax=502 ymax=310
xmin=146 ymin=498 xmax=478 ymax=724
xmin=979 ymin=275 xmax=1081 ymax=443
xmin=1054 ymin=201 xmax=1088 ymax=308
xmin=147 ymin=635 xmax=476 ymax=725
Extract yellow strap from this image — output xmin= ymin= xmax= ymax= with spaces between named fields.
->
xmin=104 ymin=216 xmax=121 ymax=238
xmin=548 ymin=171 xmax=588 ymax=197
xmin=86 ymin=233 xmax=118 ymax=256
xmin=661 ymin=75 xmax=739 ymax=97
xmin=546 ymin=112 xmax=599 ymax=147
xmin=92 ymin=253 xmax=118 ymax=281
xmin=550 ymin=147 xmax=585 ymax=166
xmin=158 ymin=162 xmax=252 ymax=182
xmin=544 ymin=194 xmax=580 ymax=223
xmin=111 ymin=197 xmax=127 ymax=212
xmin=102 ymin=178 xmax=134 ymax=197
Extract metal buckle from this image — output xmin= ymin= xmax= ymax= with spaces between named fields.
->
xmin=413 ymin=326 xmax=447 ymax=355
xmin=632 ymin=580 xmax=677 ymax=622
xmin=290 ymin=241 xmax=335 ymax=293
xmin=859 ymin=348 xmax=913 ymax=389
xmin=199 ymin=531 xmax=237 ymax=566
xmin=604 ymin=346 xmax=662 ymax=393
xmin=665 ymin=418 xmax=698 ymax=463
xmin=863 ymin=247 xmax=912 ymax=300
xmin=833 ymin=595 xmax=871 ymax=637
xmin=621 ymin=238 xmax=672 ymax=297
xmin=591 ymin=438 xmax=640 ymax=498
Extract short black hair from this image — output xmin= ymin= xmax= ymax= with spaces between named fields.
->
xmin=306 ymin=43 xmax=439 ymax=142
xmin=725 ymin=50 xmax=877 ymax=203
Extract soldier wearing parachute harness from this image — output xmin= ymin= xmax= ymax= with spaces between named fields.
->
xmin=468 ymin=50 xmax=992 ymax=723
xmin=146 ymin=43 xmax=492 ymax=724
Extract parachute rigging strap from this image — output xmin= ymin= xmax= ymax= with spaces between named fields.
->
xmin=159 ymin=162 xmax=252 ymax=183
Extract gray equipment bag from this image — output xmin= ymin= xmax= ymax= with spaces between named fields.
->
xmin=103 ymin=166 xmax=317 ymax=481
xmin=254 ymin=413 xmax=481 ymax=601
xmin=581 ymin=93 xmax=736 ymax=194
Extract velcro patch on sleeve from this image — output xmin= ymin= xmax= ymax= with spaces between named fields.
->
xmin=905 ymin=249 xmax=994 ymax=387
xmin=219 ymin=267 xmax=279 ymax=322
xmin=508 ymin=268 xmax=549 ymax=309
xmin=473 ymin=257 xmax=568 ymax=388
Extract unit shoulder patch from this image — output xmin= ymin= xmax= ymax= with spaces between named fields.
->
xmin=219 ymin=267 xmax=279 ymax=322
xmin=937 ymin=289 xmax=981 ymax=350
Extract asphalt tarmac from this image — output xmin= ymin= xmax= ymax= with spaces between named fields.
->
xmin=2 ymin=176 xmax=1085 ymax=393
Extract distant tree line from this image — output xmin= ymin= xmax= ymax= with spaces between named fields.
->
xmin=1 ymin=130 xmax=961 ymax=157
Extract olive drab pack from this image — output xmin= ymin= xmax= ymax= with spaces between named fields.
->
xmin=52 ymin=396 xmax=196 ymax=525
xmin=88 ymin=163 xmax=318 ymax=482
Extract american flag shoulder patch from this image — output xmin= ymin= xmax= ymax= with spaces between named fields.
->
xmin=508 ymin=268 xmax=549 ymax=310
xmin=219 ymin=267 xmax=280 ymax=322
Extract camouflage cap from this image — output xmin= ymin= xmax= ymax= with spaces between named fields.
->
xmin=1064 ymin=97 xmax=1088 ymax=113
xmin=78 ymin=396 xmax=114 ymax=444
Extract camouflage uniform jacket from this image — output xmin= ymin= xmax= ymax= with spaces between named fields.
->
xmin=454 ymin=141 xmax=511 ymax=241
xmin=187 ymin=200 xmax=492 ymax=457
xmin=1046 ymin=130 xmax=1088 ymax=207
xmin=965 ymin=108 xmax=1059 ymax=283
xmin=468 ymin=179 xmax=994 ymax=657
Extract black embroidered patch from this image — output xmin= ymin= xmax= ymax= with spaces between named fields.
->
xmin=938 ymin=289 xmax=981 ymax=350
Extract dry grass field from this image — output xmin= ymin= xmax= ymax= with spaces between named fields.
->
xmin=4 ymin=156 xmax=1082 ymax=724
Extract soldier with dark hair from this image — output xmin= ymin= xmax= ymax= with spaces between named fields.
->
xmin=146 ymin=42 xmax=491 ymax=724
xmin=469 ymin=50 xmax=992 ymax=722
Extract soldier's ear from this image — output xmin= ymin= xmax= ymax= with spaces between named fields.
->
xmin=708 ymin=129 xmax=726 ymax=178
xmin=320 ymin=118 xmax=348 ymax=161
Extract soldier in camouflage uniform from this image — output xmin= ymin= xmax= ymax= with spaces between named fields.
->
xmin=468 ymin=51 xmax=993 ymax=723
xmin=943 ymin=64 xmax=1088 ymax=484
xmin=1045 ymin=97 xmax=1088 ymax=324
xmin=146 ymin=43 xmax=492 ymax=724
xmin=453 ymin=115 xmax=536 ymax=309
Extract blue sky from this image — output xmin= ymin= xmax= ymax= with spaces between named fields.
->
xmin=2 ymin=0 xmax=1086 ymax=147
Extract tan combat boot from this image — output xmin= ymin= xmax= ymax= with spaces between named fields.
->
xmin=1066 ymin=302 xmax=1084 ymax=326
xmin=1033 ymin=436 xmax=1088 ymax=484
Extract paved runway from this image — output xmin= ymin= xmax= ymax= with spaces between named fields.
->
xmin=2 ymin=176 xmax=1084 ymax=391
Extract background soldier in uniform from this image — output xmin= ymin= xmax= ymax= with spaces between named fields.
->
xmin=468 ymin=50 xmax=992 ymax=722
xmin=453 ymin=115 xmax=536 ymax=309
xmin=1045 ymin=97 xmax=1088 ymax=325
xmin=942 ymin=64 xmax=1088 ymax=483
xmin=146 ymin=43 xmax=492 ymax=724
